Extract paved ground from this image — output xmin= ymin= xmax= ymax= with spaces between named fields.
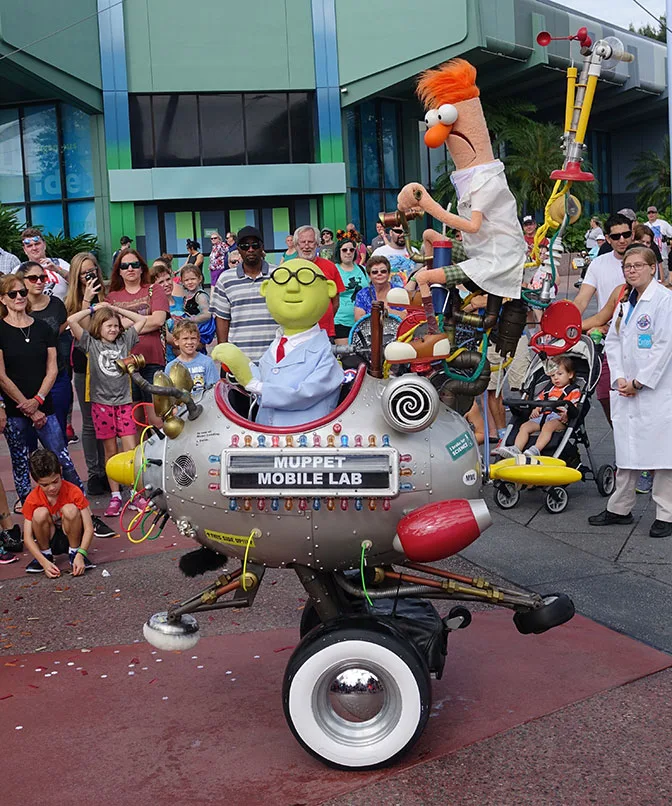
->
xmin=3 ymin=285 xmax=672 ymax=803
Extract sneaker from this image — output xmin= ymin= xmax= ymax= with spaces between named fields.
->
xmin=1 ymin=524 xmax=22 ymax=553
xmin=66 ymin=424 xmax=79 ymax=444
xmin=69 ymin=551 xmax=97 ymax=571
xmin=87 ymin=475 xmax=110 ymax=497
xmin=26 ymin=557 xmax=45 ymax=573
xmin=649 ymin=519 xmax=672 ymax=538
xmin=128 ymin=494 xmax=151 ymax=513
xmin=91 ymin=516 xmax=121 ymax=537
xmin=588 ymin=509 xmax=634 ymax=526
xmin=0 ymin=546 xmax=18 ymax=565
xmin=103 ymin=498 xmax=123 ymax=519
xmin=525 ymin=446 xmax=541 ymax=457
xmin=495 ymin=445 xmax=522 ymax=460
xmin=636 ymin=471 xmax=653 ymax=495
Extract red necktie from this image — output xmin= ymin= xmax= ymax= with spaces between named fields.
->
xmin=276 ymin=336 xmax=288 ymax=362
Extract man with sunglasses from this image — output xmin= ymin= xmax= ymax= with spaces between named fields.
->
xmin=574 ymin=213 xmax=634 ymax=425
xmin=210 ymin=226 xmax=277 ymax=361
xmin=372 ymin=226 xmax=417 ymax=280
xmin=18 ymin=228 xmax=70 ymax=302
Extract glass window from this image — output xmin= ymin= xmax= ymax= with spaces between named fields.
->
xmin=288 ymin=92 xmax=313 ymax=163
xmin=245 ymin=93 xmax=289 ymax=164
xmin=349 ymin=192 xmax=361 ymax=235
xmin=30 ymin=203 xmax=64 ymax=235
xmin=199 ymin=94 xmax=244 ymax=166
xmin=129 ymin=95 xmax=154 ymax=168
xmin=153 ymin=95 xmax=199 ymax=168
xmin=0 ymin=108 xmax=24 ymax=202
xmin=345 ymin=107 xmax=359 ymax=188
xmin=364 ymin=190 xmax=383 ymax=245
xmin=23 ymin=105 xmax=61 ymax=201
xmin=359 ymin=102 xmax=380 ymax=189
xmin=62 ymin=105 xmax=95 ymax=198
xmin=381 ymin=102 xmax=400 ymax=188
xmin=68 ymin=200 xmax=97 ymax=236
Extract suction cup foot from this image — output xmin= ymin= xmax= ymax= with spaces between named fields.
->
xmin=143 ymin=611 xmax=200 ymax=651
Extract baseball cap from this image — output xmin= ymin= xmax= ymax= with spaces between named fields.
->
xmin=237 ymin=226 xmax=263 ymax=243
xmin=522 ymin=215 xmax=535 ymax=224
xmin=120 ymin=235 xmax=133 ymax=245
xmin=647 ymin=206 xmax=658 ymax=213
xmin=618 ymin=208 xmax=637 ymax=222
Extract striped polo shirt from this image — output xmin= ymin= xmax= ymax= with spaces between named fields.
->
xmin=210 ymin=260 xmax=277 ymax=361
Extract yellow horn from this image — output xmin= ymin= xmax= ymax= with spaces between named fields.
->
xmin=168 ymin=361 xmax=193 ymax=392
xmin=152 ymin=371 xmax=175 ymax=418
xmin=106 ymin=448 xmax=138 ymax=487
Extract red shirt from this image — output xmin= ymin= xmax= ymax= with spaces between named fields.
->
xmin=106 ymin=283 xmax=170 ymax=366
xmin=312 ymin=257 xmax=346 ymax=337
xmin=23 ymin=480 xmax=89 ymax=522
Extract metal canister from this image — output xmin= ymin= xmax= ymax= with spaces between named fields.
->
xmin=431 ymin=239 xmax=453 ymax=314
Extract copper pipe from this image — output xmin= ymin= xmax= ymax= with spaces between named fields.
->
xmin=212 ymin=579 xmax=242 ymax=598
xmin=404 ymin=561 xmax=490 ymax=586
xmin=370 ymin=300 xmax=384 ymax=378
xmin=383 ymin=570 xmax=445 ymax=590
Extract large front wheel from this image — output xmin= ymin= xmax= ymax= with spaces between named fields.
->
xmin=283 ymin=622 xmax=431 ymax=770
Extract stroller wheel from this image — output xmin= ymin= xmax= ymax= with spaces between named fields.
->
xmin=494 ymin=482 xmax=520 ymax=510
xmin=545 ymin=486 xmax=568 ymax=514
xmin=596 ymin=464 xmax=616 ymax=497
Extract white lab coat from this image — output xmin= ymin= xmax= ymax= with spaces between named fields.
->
xmin=605 ymin=280 xmax=672 ymax=469
xmin=452 ymin=160 xmax=526 ymax=299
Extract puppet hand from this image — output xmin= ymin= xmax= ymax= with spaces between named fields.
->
xmin=211 ymin=344 xmax=253 ymax=387
xmin=398 ymin=183 xmax=430 ymax=212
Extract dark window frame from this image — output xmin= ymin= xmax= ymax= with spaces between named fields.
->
xmin=0 ymin=99 xmax=96 ymax=237
xmin=129 ymin=91 xmax=316 ymax=169
xmin=347 ymin=99 xmax=404 ymax=242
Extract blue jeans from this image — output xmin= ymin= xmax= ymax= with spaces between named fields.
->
xmin=4 ymin=414 xmax=83 ymax=504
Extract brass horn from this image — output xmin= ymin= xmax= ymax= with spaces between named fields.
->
xmin=152 ymin=371 xmax=175 ymax=419
xmin=168 ymin=361 xmax=193 ymax=392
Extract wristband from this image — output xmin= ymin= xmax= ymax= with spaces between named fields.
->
xmin=34 ymin=394 xmax=44 ymax=405
xmin=90 ymin=305 xmax=95 ymax=315
xmin=76 ymin=548 xmax=88 ymax=558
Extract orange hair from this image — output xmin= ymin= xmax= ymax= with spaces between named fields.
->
xmin=417 ymin=58 xmax=480 ymax=109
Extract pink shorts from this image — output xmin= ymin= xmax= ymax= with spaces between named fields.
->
xmin=91 ymin=402 xmax=136 ymax=440
xmin=596 ymin=353 xmax=611 ymax=401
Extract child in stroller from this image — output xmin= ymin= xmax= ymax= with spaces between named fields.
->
xmin=496 ymin=356 xmax=580 ymax=459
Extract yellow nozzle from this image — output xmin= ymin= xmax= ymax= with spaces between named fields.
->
xmin=106 ymin=448 xmax=138 ymax=487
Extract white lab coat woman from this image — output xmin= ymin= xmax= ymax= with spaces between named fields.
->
xmin=589 ymin=246 xmax=672 ymax=537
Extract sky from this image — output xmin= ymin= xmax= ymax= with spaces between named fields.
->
xmin=559 ymin=0 xmax=665 ymax=32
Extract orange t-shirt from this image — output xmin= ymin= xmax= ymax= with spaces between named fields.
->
xmin=22 ymin=480 xmax=89 ymax=522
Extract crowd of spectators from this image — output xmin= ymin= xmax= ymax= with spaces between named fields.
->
xmin=1 ymin=206 xmax=671 ymax=568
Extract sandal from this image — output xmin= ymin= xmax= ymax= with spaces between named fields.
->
xmin=13 ymin=500 xmax=22 ymax=515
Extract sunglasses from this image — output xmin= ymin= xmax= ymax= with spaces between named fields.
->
xmin=22 ymin=236 xmax=42 ymax=245
xmin=271 ymin=267 xmax=326 ymax=286
xmin=609 ymin=231 xmax=631 ymax=240
xmin=24 ymin=274 xmax=49 ymax=283
xmin=238 ymin=241 xmax=262 ymax=251
xmin=120 ymin=261 xmax=142 ymax=270
xmin=6 ymin=288 xmax=28 ymax=299
xmin=391 ymin=229 xmax=404 ymax=235
xmin=340 ymin=246 xmax=355 ymax=253
xmin=229 ymin=260 xmax=241 ymax=266
xmin=369 ymin=269 xmax=389 ymax=276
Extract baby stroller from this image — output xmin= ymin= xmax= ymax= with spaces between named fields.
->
xmin=493 ymin=335 xmax=616 ymax=513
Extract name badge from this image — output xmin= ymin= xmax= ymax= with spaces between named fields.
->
xmin=638 ymin=333 xmax=653 ymax=349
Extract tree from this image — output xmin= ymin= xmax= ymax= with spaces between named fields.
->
xmin=628 ymin=16 xmax=666 ymax=42
xmin=626 ymin=136 xmax=670 ymax=211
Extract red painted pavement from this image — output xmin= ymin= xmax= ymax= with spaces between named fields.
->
xmin=3 ymin=612 xmax=670 ymax=805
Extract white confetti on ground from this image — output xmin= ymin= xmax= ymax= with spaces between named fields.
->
xmin=197 ymin=665 xmax=204 ymax=670
xmin=156 ymin=658 xmax=163 ymax=663
xmin=128 ymin=671 xmax=135 ymax=676
xmin=67 ymin=662 xmax=74 ymax=666
xmin=15 ymin=726 xmax=23 ymax=730
xmin=162 ymin=696 xmax=168 ymax=701
xmin=226 ymin=670 xmax=232 ymax=675
xmin=254 ymin=655 xmax=260 ymax=659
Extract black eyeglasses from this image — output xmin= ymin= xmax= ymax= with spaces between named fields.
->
xmin=238 ymin=241 xmax=262 ymax=251
xmin=271 ymin=267 xmax=326 ymax=286
xmin=24 ymin=274 xmax=49 ymax=283
xmin=120 ymin=261 xmax=142 ymax=270
xmin=7 ymin=288 xmax=28 ymax=299
xmin=609 ymin=231 xmax=631 ymax=240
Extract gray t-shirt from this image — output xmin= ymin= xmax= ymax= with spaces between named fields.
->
xmin=78 ymin=328 xmax=139 ymax=405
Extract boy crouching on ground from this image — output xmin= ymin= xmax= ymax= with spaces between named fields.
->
xmin=23 ymin=449 xmax=95 ymax=577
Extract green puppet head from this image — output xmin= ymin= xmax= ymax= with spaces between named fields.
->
xmin=261 ymin=258 xmax=337 ymax=335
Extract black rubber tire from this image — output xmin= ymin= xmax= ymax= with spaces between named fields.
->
xmin=545 ymin=486 xmax=568 ymax=514
xmin=596 ymin=464 xmax=616 ymax=497
xmin=494 ymin=481 xmax=520 ymax=510
xmin=299 ymin=598 xmax=322 ymax=637
xmin=283 ymin=619 xmax=431 ymax=770
xmin=513 ymin=593 xmax=575 ymax=635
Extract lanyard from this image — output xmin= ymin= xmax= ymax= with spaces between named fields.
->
xmin=624 ymin=288 xmax=638 ymax=325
